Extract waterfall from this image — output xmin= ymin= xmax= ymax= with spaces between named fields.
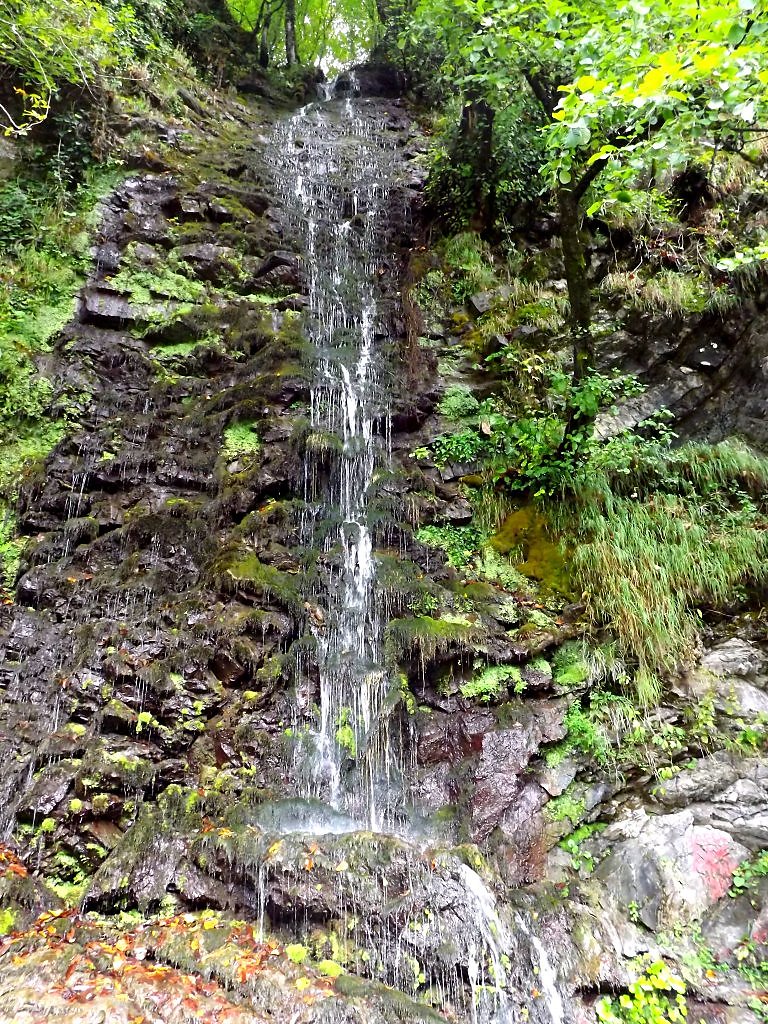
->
xmin=266 ymin=98 xmax=406 ymax=831
xmin=261 ymin=94 xmax=566 ymax=1024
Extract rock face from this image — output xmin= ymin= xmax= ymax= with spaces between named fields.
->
xmin=0 ymin=67 xmax=767 ymax=1024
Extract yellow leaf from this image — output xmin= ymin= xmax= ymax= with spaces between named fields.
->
xmin=694 ymin=49 xmax=722 ymax=74
xmin=638 ymin=66 xmax=668 ymax=95
xmin=335 ymin=860 xmax=349 ymax=872
xmin=576 ymin=74 xmax=597 ymax=91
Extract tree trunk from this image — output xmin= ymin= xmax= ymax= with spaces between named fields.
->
xmin=558 ymin=188 xmax=593 ymax=381
xmin=460 ymin=96 xmax=495 ymax=232
xmin=259 ymin=18 xmax=270 ymax=68
xmin=555 ymin=187 xmax=597 ymax=459
xmin=285 ymin=0 xmax=298 ymax=65
xmin=443 ymin=93 xmax=496 ymax=233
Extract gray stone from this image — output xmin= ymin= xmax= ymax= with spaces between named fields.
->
xmin=594 ymin=808 xmax=748 ymax=930
xmin=699 ymin=639 xmax=767 ymax=680
xmin=594 ymin=372 xmax=705 ymax=439
xmin=0 ymin=136 xmax=18 ymax=179
xmin=538 ymin=757 xmax=578 ymax=798
xmin=702 ymin=876 xmax=768 ymax=959
xmin=469 ymin=285 xmax=512 ymax=316
xmin=653 ymin=752 xmax=768 ymax=850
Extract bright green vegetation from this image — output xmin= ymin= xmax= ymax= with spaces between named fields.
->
xmin=0 ymin=908 xmax=16 ymax=935
xmin=221 ymin=421 xmax=262 ymax=463
xmin=438 ymin=385 xmax=480 ymax=421
xmin=596 ymin=959 xmax=687 ymax=1024
xmin=559 ymin=823 xmax=606 ymax=874
xmin=110 ymin=264 xmax=207 ymax=306
xmin=335 ymin=708 xmax=357 ymax=757
xmin=286 ymin=942 xmax=309 ymax=964
xmin=225 ymin=0 xmax=379 ymax=71
xmin=213 ymin=549 xmax=302 ymax=613
xmin=459 ymin=664 xmax=523 ymax=703
xmin=404 ymin=0 xmax=768 ymax=382
xmin=730 ymin=851 xmax=768 ymax=897
xmin=552 ymin=643 xmax=590 ymax=689
xmin=0 ymin=165 xmax=125 ymax=587
xmin=385 ymin=614 xmax=478 ymax=666
xmin=556 ymin=438 xmax=768 ymax=704
xmin=416 ymin=524 xmax=485 ymax=569
xmin=545 ymin=788 xmax=586 ymax=826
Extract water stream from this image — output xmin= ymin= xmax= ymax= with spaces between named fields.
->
xmin=262 ymin=93 xmax=564 ymax=1024
xmin=267 ymin=96 xmax=406 ymax=831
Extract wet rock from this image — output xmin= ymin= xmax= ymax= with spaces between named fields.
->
xmin=469 ymin=286 xmax=512 ymax=316
xmin=80 ymin=287 xmax=138 ymax=324
xmin=699 ymin=639 xmax=768 ymax=680
xmin=652 ymin=752 xmax=768 ymax=849
xmin=18 ymin=761 xmax=78 ymax=817
xmin=176 ymin=242 xmax=241 ymax=282
xmin=538 ymin=757 xmax=579 ymax=798
xmin=594 ymin=808 xmax=748 ymax=929
xmin=702 ymin=875 xmax=768 ymax=961
xmin=594 ymin=371 xmax=706 ymax=439
xmin=470 ymin=702 xmax=566 ymax=843
xmin=335 ymin=63 xmax=407 ymax=99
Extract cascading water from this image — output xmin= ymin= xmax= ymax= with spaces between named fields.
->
xmin=260 ymin=91 xmax=566 ymax=1024
xmin=266 ymin=95 xmax=407 ymax=831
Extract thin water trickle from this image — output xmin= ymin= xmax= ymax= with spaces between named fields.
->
xmin=266 ymin=97 xmax=405 ymax=831
xmin=261 ymin=94 xmax=565 ymax=1024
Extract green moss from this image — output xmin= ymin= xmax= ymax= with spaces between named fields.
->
xmin=476 ymin=546 xmax=534 ymax=594
xmin=212 ymin=548 xmax=301 ymax=613
xmin=317 ymin=958 xmax=344 ymax=978
xmin=438 ymin=385 xmax=480 ymax=420
xmin=286 ymin=942 xmax=309 ymax=964
xmin=40 ymin=817 xmax=56 ymax=833
xmin=552 ymin=641 xmax=590 ymax=687
xmin=0 ymin=908 xmax=16 ymax=935
xmin=335 ymin=708 xmax=357 ymax=758
xmin=545 ymin=788 xmax=586 ymax=826
xmin=109 ymin=262 xmax=206 ymax=305
xmin=491 ymin=505 xmax=569 ymax=594
xmin=459 ymin=664 xmax=523 ymax=702
xmin=399 ymin=675 xmax=417 ymax=715
xmin=385 ymin=614 xmax=477 ymax=665
xmin=91 ymin=793 xmax=110 ymax=815
xmin=221 ymin=420 xmax=261 ymax=463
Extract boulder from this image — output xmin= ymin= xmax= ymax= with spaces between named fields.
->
xmin=334 ymin=63 xmax=407 ymax=98
xmin=593 ymin=808 xmax=748 ymax=930
xmin=652 ymin=752 xmax=768 ymax=850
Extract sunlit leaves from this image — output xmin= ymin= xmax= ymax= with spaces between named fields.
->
xmin=408 ymin=0 xmax=768 ymax=206
xmin=226 ymin=0 xmax=378 ymax=70
xmin=0 ymin=0 xmax=137 ymax=135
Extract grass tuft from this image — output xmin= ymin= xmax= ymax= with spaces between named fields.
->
xmin=552 ymin=439 xmax=768 ymax=703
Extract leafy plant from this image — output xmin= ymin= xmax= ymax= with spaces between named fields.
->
xmin=416 ymin=524 xmax=484 ymax=569
xmin=221 ymin=422 xmax=261 ymax=464
xmin=596 ymin=959 xmax=687 ymax=1024
xmin=438 ymin=385 xmax=480 ymax=420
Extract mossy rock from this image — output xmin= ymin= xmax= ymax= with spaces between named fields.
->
xmin=491 ymin=505 xmax=570 ymax=595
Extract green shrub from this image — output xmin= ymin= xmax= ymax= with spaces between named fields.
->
xmin=416 ymin=524 xmax=484 ymax=569
xmin=596 ymin=960 xmax=687 ymax=1024
xmin=438 ymin=385 xmax=479 ymax=420
xmin=221 ymin=421 xmax=261 ymax=463
xmin=552 ymin=437 xmax=768 ymax=705
xmin=459 ymin=664 xmax=523 ymax=702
